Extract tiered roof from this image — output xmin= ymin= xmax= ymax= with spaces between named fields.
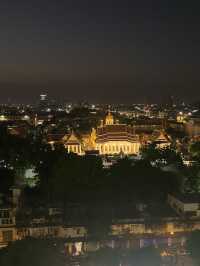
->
xmin=96 ymin=124 xmax=139 ymax=143
xmin=64 ymin=131 xmax=82 ymax=145
xmin=152 ymin=130 xmax=171 ymax=144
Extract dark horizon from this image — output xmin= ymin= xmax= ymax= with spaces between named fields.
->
xmin=0 ymin=0 xmax=200 ymax=103
xmin=0 ymin=86 xmax=199 ymax=105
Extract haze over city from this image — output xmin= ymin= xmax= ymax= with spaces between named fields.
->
xmin=0 ymin=0 xmax=200 ymax=103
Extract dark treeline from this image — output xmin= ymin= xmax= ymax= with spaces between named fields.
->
xmin=0 ymin=238 xmax=161 ymax=266
xmin=0 ymin=125 xmax=200 ymax=207
xmin=0 ymin=239 xmax=66 ymax=266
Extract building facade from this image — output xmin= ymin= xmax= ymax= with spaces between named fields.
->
xmin=0 ymin=208 xmax=16 ymax=248
xmin=95 ymin=112 xmax=141 ymax=155
xmin=168 ymin=194 xmax=200 ymax=217
xmin=63 ymin=131 xmax=84 ymax=155
xmin=47 ymin=112 xmax=141 ymax=156
xmin=47 ymin=112 xmax=173 ymax=156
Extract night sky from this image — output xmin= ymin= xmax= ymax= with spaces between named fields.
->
xmin=0 ymin=0 xmax=199 ymax=103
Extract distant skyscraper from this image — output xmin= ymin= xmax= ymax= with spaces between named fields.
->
xmin=40 ymin=94 xmax=47 ymax=101
xmin=39 ymin=94 xmax=48 ymax=110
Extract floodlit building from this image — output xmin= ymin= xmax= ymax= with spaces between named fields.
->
xmin=47 ymin=112 xmax=141 ymax=156
xmin=151 ymin=130 xmax=171 ymax=149
xmin=95 ymin=112 xmax=141 ymax=155
xmin=63 ymin=131 xmax=84 ymax=155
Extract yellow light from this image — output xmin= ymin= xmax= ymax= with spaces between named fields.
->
xmin=161 ymin=251 xmax=168 ymax=257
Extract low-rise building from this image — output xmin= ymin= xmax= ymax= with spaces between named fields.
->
xmin=151 ymin=130 xmax=171 ymax=149
xmin=47 ymin=112 xmax=141 ymax=155
xmin=0 ymin=208 xmax=16 ymax=248
xmin=168 ymin=194 xmax=200 ymax=217
xmin=96 ymin=112 xmax=141 ymax=155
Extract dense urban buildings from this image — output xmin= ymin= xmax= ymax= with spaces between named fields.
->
xmin=48 ymin=111 xmax=141 ymax=155
xmin=0 ymin=96 xmax=200 ymax=265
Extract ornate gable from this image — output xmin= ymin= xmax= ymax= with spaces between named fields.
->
xmin=64 ymin=131 xmax=81 ymax=145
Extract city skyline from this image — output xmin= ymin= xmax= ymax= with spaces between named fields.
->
xmin=1 ymin=1 xmax=200 ymax=265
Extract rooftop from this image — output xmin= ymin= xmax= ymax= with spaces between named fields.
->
xmin=170 ymin=193 xmax=200 ymax=203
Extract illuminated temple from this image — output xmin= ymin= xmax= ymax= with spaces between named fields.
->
xmin=48 ymin=112 xmax=141 ymax=155
xmin=47 ymin=112 xmax=174 ymax=156
xmin=95 ymin=112 xmax=141 ymax=155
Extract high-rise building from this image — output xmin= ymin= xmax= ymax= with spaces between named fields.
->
xmin=40 ymin=94 xmax=47 ymax=101
xmin=39 ymin=94 xmax=48 ymax=110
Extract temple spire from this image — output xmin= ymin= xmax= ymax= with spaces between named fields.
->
xmin=105 ymin=111 xmax=114 ymax=125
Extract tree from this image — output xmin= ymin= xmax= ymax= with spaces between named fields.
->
xmin=160 ymin=147 xmax=183 ymax=168
xmin=0 ymin=238 xmax=66 ymax=266
xmin=141 ymin=144 xmax=183 ymax=168
xmin=183 ymin=165 xmax=200 ymax=193
xmin=0 ymin=168 xmax=15 ymax=194
xmin=141 ymin=143 xmax=161 ymax=163
xmin=108 ymin=157 xmax=182 ymax=201
xmin=126 ymin=247 xmax=161 ymax=266
xmin=186 ymin=230 xmax=200 ymax=264
xmin=82 ymin=246 xmax=161 ymax=266
xmin=37 ymin=150 xmax=105 ymax=204
xmin=82 ymin=247 xmax=120 ymax=266
xmin=86 ymin=205 xmax=112 ymax=239
xmin=0 ymin=126 xmax=33 ymax=185
xmin=190 ymin=141 xmax=200 ymax=160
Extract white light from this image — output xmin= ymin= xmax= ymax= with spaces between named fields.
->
xmin=0 ymin=115 xmax=7 ymax=121
xmin=40 ymin=94 xmax=47 ymax=101
xmin=25 ymin=168 xmax=36 ymax=179
xmin=23 ymin=115 xmax=30 ymax=120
